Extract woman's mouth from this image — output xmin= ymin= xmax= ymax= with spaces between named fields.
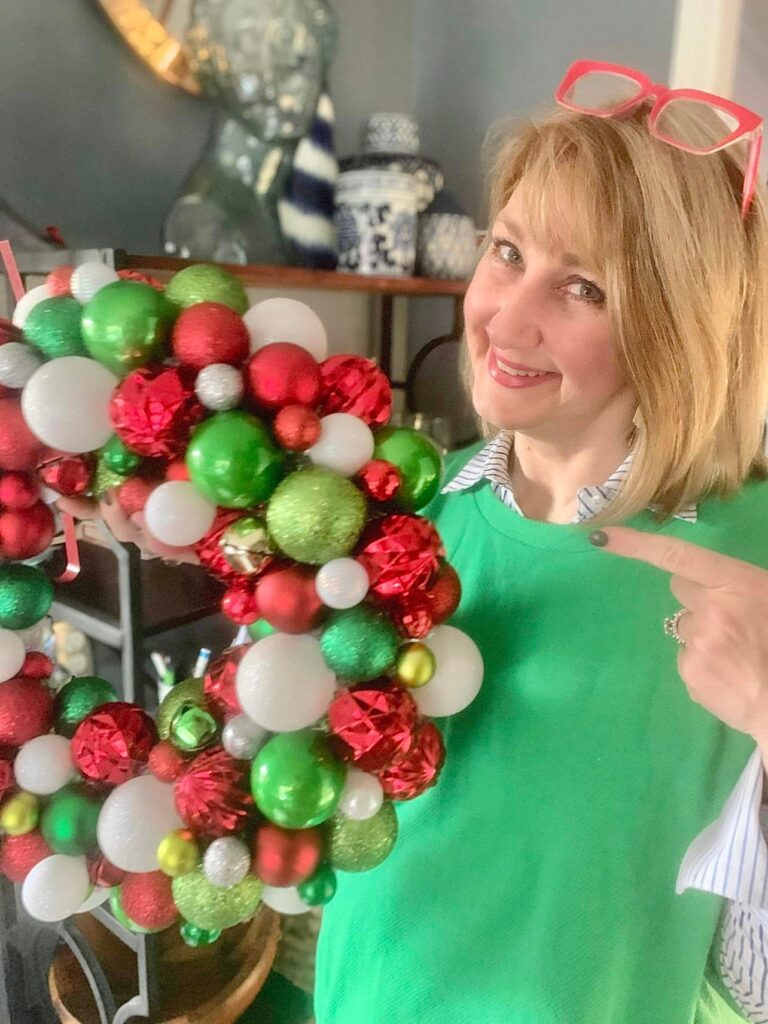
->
xmin=488 ymin=350 xmax=560 ymax=389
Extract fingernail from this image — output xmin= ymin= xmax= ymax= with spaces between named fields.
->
xmin=588 ymin=530 xmax=609 ymax=547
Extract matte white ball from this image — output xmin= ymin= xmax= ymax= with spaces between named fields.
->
xmin=315 ymin=558 xmax=369 ymax=609
xmin=70 ymin=262 xmax=120 ymax=304
xmin=77 ymin=886 xmax=111 ymax=912
xmin=222 ymin=714 xmax=269 ymax=759
xmin=236 ymin=633 xmax=336 ymax=732
xmin=338 ymin=769 xmax=384 ymax=821
xmin=411 ymin=625 xmax=484 ymax=718
xmin=14 ymin=617 xmax=50 ymax=652
xmin=144 ymin=481 xmax=217 ymax=547
xmin=244 ymin=298 xmax=328 ymax=360
xmin=307 ymin=414 xmax=374 ymax=477
xmin=22 ymin=854 xmax=91 ymax=923
xmin=203 ymin=836 xmax=252 ymax=889
xmin=195 ymin=363 xmax=244 ymax=411
xmin=97 ymin=775 xmax=184 ymax=873
xmin=0 ymin=628 xmax=26 ymax=682
xmin=12 ymin=284 xmax=51 ymax=328
xmin=0 ymin=342 xmax=43 ymax=390
xmin=260 ymin=885 xmax=311 ymax=915
xmin=15 ymin=735 xmax=76 ymax=795
xmin=22 ymin=356 xmax=118 ymax=453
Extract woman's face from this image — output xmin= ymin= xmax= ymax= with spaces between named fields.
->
xmin=465 ymin=186 xmax=635 ymax=443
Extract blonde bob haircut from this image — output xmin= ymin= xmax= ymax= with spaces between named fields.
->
xmin=480 ymin=103 xmax=768 ymax=524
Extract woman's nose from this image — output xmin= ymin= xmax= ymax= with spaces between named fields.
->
xmin=485 ymin=286 xmax=543 ymax=350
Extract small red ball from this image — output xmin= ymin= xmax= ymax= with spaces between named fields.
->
xmin=38 ymin=455 xmax=93 ymax=498
xmin=20 ymin=652 xmax=54 ymax=681
xmin=148 ymin=739 xmax=188 ymax=782
xmin=203 ymin=645 xmax=250 ymax=717
xmin=0 ymin=832 xmax=54 ymax=883
xmin=46 ymin=266 xmax=74 ymax=298
xmin=0 ymin=472 xmax=39 ymax=510
xmin=0 ymin=502 xmax=56 ymax=560
xmin=72 ymin=703 xmax=158 ymax=785
xmin=117 ymin=270 xmax=164 ymax=291
xmin=0 ymin=678 xmax=53 ymax=747
xmin=110 ymin=366 xmax=204 ymax=459
xmin=245 ymin=343 xmax=322 ymax=412
xmin=319 ymin=354 xmax=392 ymax=427
xmin=117 ymin=477 xmax=155 ymax=517
xmin=272 ymin=405 xmax=321 ymax=451
xmin=427 ymin=561 xmax=462 ymax=624
xmin=0 ymin=398 xmax=44 ymax=472
xmin=253 ymin=822 xmax=323 ymax=888
xmin=355 ymin=460 xmax=401 ymax=503
xmin=327 ymin=686 xmax=418 ymax=772
xmin=221 ymin=579 xmax=261 ymax=625
xmin=376 ymin=721 xmax=446 ymax=800
xmin=385 ymin=590 xmax=433 ymax=640
xmin=165 ymin=459 xmax=190 ymax=482
xmin=172 ymin=302 xmax=250 ymax=370
xmin=256 ymin=564 xmax=327 ymax=634
xmin=121 ymin=870 xmax=179 ymax=930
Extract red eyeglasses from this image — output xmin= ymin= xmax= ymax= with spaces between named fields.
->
xmin=555 ymin=59 xmax=763 ymax=220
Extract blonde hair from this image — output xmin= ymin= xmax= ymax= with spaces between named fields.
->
xmin=478 ymin=103 xmax=768 ymax=523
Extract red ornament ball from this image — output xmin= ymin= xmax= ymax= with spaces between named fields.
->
xmin=174 ymin=746 xmax=252 ymax=837
xmin=116 ymin=477 xmax=155 ymax=517
xmin=253 ymin=822 xmax=322 ymax=888
xmin=221 ymin=579 xmax=261 ymax=625
xmin=0 ymin=756 xmax=14 ymax=801
xmin=386 ymin=590 xmax=433 ymax=640
xmin=328 ymin=686 xmax=418 ymax=772
xmin=117 ymin=269 xmax=165 ymax=291
xmin=148 ymin=739 xmax=188 ymax=782
xmin=0 ymin=501 xmax=56 ymax=560
xmin=319 ymin=355 xmax=392 ymax=427
xmin=72 ymin=702 xmax=158 ymax=785
xmin=0 ymin=472 xmax=39 ymax=510
xmin=172 ymin=302 xmax=250 ymax=370
xmin=356 ymin=514 xmax=443 ymax=599
xmin=20 ymin=652 xmax=54 ymax=681
xmin=0 ymin=678 xmax=53 ymax=747
xmin=427 ymin=561 xmax=462 ymax=624
xmin=88 ymin=854 xmax=126 ymax=888
xmin=273 ymin=405 xmax=321 ymax=451
xmin=0 ymin=832 xmax=54 ymax=883
xmin=245 ymin=342 xmax=322 ymax=412
xmin=46 ymin=266 xmax=74 ymax=298
xmin=38 ymin=454 xmax=93 ymax=498
xmin=0 ymin=398 xmax=44 ymax=472
xmin=165 ymin=459 xmax=190 ymax=482
xmin=355 ymin=460 xmax=401 ymax=503
xmin=194 ymin=510 xmax=243 ymax=583
xmin=121 ymin=870 xmax=179 ymax=930
xmin=109 ymin=366 xmax=204 ymax=459
xmin=257 ymin=564 xmax=326 ymax=634
xmin=376 ymin=721 xmax=445 ymax=800
xmin=203 ymin=645 xmax=250 ymax=717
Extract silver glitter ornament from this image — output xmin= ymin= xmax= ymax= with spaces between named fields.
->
xmin=203 ymin=836 xmax=251 ymax=889
xmin=221 ymin=714 xmax=269 ymax=760
xmin=0 ymin=342 xmax=43 ymax=389
xmin=195 ymin=363 xmax=244 ymax=411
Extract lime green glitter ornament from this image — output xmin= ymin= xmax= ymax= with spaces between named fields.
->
xmin=165 ymin=264 xmax=248 ymax=315
xmin=372 ymin=426 xmax=443 ymax=511
xmin=81 ymin=281 xmax=174 ymax=376
xmin=180 ymin=922 xmax=222 ymax=947
xmin=156 ymin=678 xmax=205 ymax=740
xmin=23 ymin=297 xmax=86 ymax=359
xmin=172 ymin=870 xmax=263 ymax=931
xmin=325 ymin=800 xmax=398 ymax=872
xmin=186 ymin=412 xmax=285 ymax=508
xmin=41 ymin=783 xmax=102 ymax=856
xmin=320 ymin=606 xmax=398 ymax=681
xmin=54 ymin=675 xmax=117 ymax=738
xmin=101 ymin=435 xmax=142 ymax=476
xmin=251 ymin=729 xmax=346 ymax=829
xmin=298 ymin=864 xmax=337 ymax=906
xmin=91 ymin=454 xmax=130 ymax=499
xmin=247 ymin=619 xmax=278 ymax=642
xmin=266 ymin=467 xmax=366 ymax=565
xmin=109 ymin=890 xmax=160 ymax=934
xmin=0 ymin=564 xmax=53 ymax=630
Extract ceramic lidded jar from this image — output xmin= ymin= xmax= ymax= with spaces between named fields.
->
xmin=334 ymin=169 xmax=419 ymax=277
xmin=416 ymin=190 xmax=478 ymax=280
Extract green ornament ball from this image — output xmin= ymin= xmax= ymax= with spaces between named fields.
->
xmin=186 ymin=412 xmax=285 ymax=508
xmin=298 ymin=864 xmax=337 ymax=906
xmin=41 ymin=783 xmax=102 ymax=856
xmin=325 ymin=800 xmax=398 ymax=872
xmin=101 ymin=435 xmax=141 ymax=476
xmin=170 ymin=704 xmax=219 ymax=752
xmin=54 ymin=675 xmax=117 ymax=738
xmin=180 ymin=922 xmax=222 ymax=947
xmin=91 ymin=455 xmax=130 ymax=499
xmin=251 ymin=730 xmax=347 ymax=830
xmin=23 ymin=297 xmax=87 ymax=359
xmin=81 ymin=280 xmax=174 ymax=376
xmin=109 ymin=890 xmax=160 ymax=934
xmin=165 ymin=264 xmax=248 ymax=315
xmin=156 ymin=678 xmax=205 ymax=740
xmin=246 ymin=619 xmax=278 ymax=642
xmin=266 ymin=468 xmax=366 ymax=565
xmin=0 ymin=564 xmax=53 ymax=630
xmin=172 ymin=870 xmax=263 ymax=931
xmin=320 ymin=606 xmax=398 ymax=681
xmin=372 ymin=426 xmax=443 ymax=511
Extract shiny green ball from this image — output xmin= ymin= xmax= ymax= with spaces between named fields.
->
xmin=101 ymin=435 xmax=141 ymax=476
xmin=320 ymin=606 xmax=398 ymax=681
xmin=246 ymin=619 xmax=278 ymax=642
xmin=186 ymin=412 xmax=285 ymax=508
xmin=23 ymin=297 xmax=86 ymax=358
xmin=266 ymin=468 xmax=366 ymax=565
xmin=165 ymin=264 xmax=248 ymax=315
xmin=156 ymin=678 xmax=205 ymax=740
xmin=81 ymin=281 xmax=174 ymax=376
xmin=54 ymin=675 xmax=117 ymax=738
xmin=251 ymin=730 xmax=347 ymax=829
xmin=180 ymin=922 xmax=222 ymax=947
xmin=0 ymin=564 xmax=53 ymax=630
xmin=325 ymin=801 xmax=398 ymax=872
xmin=297 ymin=864 xmax=337 ymax=906
xmin=172 ymin=870 xmax=263 ymax=931
xmin=110 ymin=890 xmax=159 ymax=934
xmin=372 ymin=426 xmax=443 ymax=511
xmin=41 ymin=783 xmax=101 ymax=856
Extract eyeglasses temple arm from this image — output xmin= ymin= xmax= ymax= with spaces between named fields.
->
xmin=742 ymin=129 xmax=763 ymax=219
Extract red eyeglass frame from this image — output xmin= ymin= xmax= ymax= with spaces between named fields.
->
xmin=555 ymin=59 xmax=763 ymax=220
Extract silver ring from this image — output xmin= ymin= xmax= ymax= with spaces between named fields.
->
xmin=663 ymin=609 xmax=687 ymax=646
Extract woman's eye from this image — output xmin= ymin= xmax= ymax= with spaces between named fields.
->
xmin=565 ymin=279 xmax=606 ymax=305
xmin=490 ymin=238 xmax=522 ymax=266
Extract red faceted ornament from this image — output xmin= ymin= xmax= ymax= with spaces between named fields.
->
xmin=203 ymin=645 xmax=250 ymax=717
xmin=117 ymin=269 xmax=165 ymax=291
xmin=172 ymin=302 xmax=250 ymax=370
xmin=355 ymin=460 xmax=401 ymax=503
xmin=46 ymin=265 xmax=75 ymax=297
xmin=20 ymin=652 xmax=53 ymax=681
xmin=116 ymin=477 xmax=155 ymax=517
xmin=221 ymin=579 xmax=261 ymax=625
xmin=0 ymin=398 xmax=44 ymax=472
xmin=88 ymin=854 xmax=126 ymax=888
xmin=121 ymin=870 xmax=179 ymax=930
xmin=272 ymin=405 xmax=321 ymax=451
xmin=0 ymin=678 xmax=53 ymax=747
xmin=253 ymin=822 xmax=322 ymax=887
xmin=376 ymin=721 xmax=446 ymax=800
xmin=174 ymin=746 xmax=252 ymax=837
xmin=386 ymin=590 xmax=433 ymax=640
xmin=72 ymin=703 xmax=158 ymax=785
xmin=0 ymin=502 xmax=56 ymax=560
xmin=148 ymin=739 xmax=188 ymax=782
xmin=38 ymin=454 xmax=93 ymax=498
xmin=193 ymin=510 xmax=244 ymax=583
xmin=356 ymin=514 xmax=443 ymax=599
xmin=109 ymin=366 xmax=205 ymax=458
xmin=257 ymin=564 xmax=326 ymax=634
xmin=245 ymin=342 xmax=322 ymax=412
xmin=319 ymin=355 xmax=392 ymax=427
xmin=327 ymin=686 xmax=418 ymax=772
xmin=0 ymin=832 xmax=54 ymax=883
xmin=0 ymin=472 xmax=39 ymax=510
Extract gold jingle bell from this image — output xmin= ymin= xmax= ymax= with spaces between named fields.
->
xmin=395 ymin=642 xmax=436 ymax=689
xmin=219 ymin=515 xmax=274 ymax=575
xmin=0 ymin=791 xmax=40 ymax=836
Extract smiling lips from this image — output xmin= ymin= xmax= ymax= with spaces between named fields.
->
xmin=488 ymin=349 xmax=560 ymax=389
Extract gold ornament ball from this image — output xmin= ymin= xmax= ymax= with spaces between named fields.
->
xmin=395 ymin=642 xmax=436 ymax=688
xmin=1 ymin=791 xmax=40 ymax=836
xmin=220 ymin=515 xmax=273 ymax=575
xmin=157 ymin=828 xmax=200 ymax=877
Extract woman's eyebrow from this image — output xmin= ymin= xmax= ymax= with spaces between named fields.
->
xmin=495 ymin=216 xmax=583 ymax=268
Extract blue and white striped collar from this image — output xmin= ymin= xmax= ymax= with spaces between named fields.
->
xmin=442 ymin=431 xmax=698 ymax=524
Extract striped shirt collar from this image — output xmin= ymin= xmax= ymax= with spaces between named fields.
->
xmin=442 ymin=432 xmax=698 ymax=524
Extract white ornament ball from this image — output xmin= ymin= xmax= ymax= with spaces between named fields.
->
xmin=15 ymin=735 xmax=76 ymax=795
xmin=222 ymin=715 xmax=269 ymax=760
xmin=0 ymin=342 xmax=43 ymax=390
xmin=235 ymin=633 xmax=336 ymax=733
xmin=195 ymin=363 xmax=244 ymax=411
xmin=260 ymin=885 xmax=311 ymax=915
xmin=12 ymin=284 xmax=51 ymax=329
xmin=244 ymin=298 xmax=328 ymax=360
xmin=144 ymin=481 xmax=217 ymax=547
xmin=338 ymin=769 xmax=384 ymax=821
xmin=22 ymin=356 xmax=118 ymax=453
xmin=307 ymin=414 xmax=374 ymax=477
xmin=315 ymin=558 xmax=369 ymax=609
xmin=14 ymin=617 xmax=50 ymax=652
xmin=97 ymin=774 xmax=184 ymax=873
xmin=70 ymin=262 xmax=120 ymax=304
xmin=411 ymin=625 xmax=484 ymax=718
xmin=77 ymin=886 xmax=111 ymax=913
xmin=203 ymin=836 xmax=252 ymax=889
xmin=22 ymin=854 xmax=91 ymax=922
xmin=0 ymin=627 xmax=26 ymax=682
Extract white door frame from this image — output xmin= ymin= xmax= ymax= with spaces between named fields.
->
xmin=669 ymin=0 xmax=744 ymax=95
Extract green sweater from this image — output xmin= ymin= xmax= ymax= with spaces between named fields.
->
xmin=314 ymin=452 xmax=768 ymax=1024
